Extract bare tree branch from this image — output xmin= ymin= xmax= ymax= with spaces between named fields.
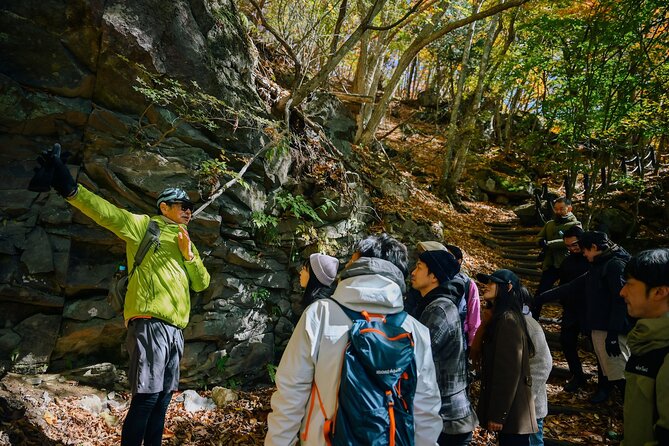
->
xmin=329 ymin=0 xmax=349 ymax=55
xmin=367 ymin=0 xmax=426 ymax=31
xmin=247 ymin=0 xmax=303 ymax=89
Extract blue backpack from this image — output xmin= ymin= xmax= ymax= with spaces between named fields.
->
xmin=305 ymin=300 xmax=417 ymax=446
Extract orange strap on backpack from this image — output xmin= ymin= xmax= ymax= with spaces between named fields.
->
xmin=301 ymin=381 xmax=332 ymax=445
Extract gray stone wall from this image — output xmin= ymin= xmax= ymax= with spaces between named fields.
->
xmin=0 ymin=0 xmax=369 ymax=387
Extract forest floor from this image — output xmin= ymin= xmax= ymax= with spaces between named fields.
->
xmin=0 ymin=105 xmax=630 ymax=445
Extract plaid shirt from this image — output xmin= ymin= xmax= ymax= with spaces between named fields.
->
xmin=418 ymin=282 xmax=474 ymax=422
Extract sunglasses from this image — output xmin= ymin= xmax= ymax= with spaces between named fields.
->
xmin=481 ymin=299 xmax=495 ymax=310
xmin=168 ymin=201 xmax=194 ymax=212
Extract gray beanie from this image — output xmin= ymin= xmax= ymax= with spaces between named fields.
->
xmin=309 ymin=253 xmax=339 ymax=286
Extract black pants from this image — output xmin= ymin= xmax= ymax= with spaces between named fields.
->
xmin=538 ymin=266 xmax=561 ymax=294
xmin=532 ymin=267 xmax=561 ymax=318
xmin=121 ymin=390 xmax=173 ymax=446
xmin=560 ymin=319 xmax=584 ymax=379
xmin=438 ymin=431 xmax=473 ymax=446
xmin=498 ymin=432 xmax=531 ymax=446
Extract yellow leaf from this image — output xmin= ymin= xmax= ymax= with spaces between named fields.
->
xmin=43 ymin=411 xmax=56 ymax=425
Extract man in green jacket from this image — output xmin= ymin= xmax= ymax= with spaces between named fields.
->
xmin=47 ymin=154 xmax=210 ymax=446
xmin=620 ymin=248 xmax=669 ymax=445
xmin=533 ymin=197 xmax=580 ymax=318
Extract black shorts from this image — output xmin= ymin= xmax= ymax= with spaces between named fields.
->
xmin=127 ymin=318 xmax=184 ymax=395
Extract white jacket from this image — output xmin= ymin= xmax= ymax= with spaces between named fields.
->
xmin=266 ymin=258 xmax=442 ymax=446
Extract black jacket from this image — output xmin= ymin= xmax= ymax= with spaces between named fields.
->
xmin=558 ymin=253 xmax=590 ymax=325
xmin=540 ymin=245 xmax=632 ymax=333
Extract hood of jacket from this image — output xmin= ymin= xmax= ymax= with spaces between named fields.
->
xmin=627 ymin=312 xmax=669 ymax=355
xmin=553 ymin=212 xmax=578 ymax=225
xmin=333 ymin=257 xmax=406 ymax=314
xmin=593 ymin=244 xmax=631 ymax=266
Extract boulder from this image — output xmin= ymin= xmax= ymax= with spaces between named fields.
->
xmin=12 ymin=314 xmax=61 ymax=374
xmin=20 ymin=227 xmax=53 ymax=274
xmin=303 ymin=92 xmax=356 ymax=156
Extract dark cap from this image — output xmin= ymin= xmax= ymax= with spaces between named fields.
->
xmin=418 ymin=250 xmax=460 ymax=284
xmin=476 ymin=269 xmax=520 ymax=290
xmin=444 ymin=244 xmax=463 ymax=261
xmin=156 ymin=187 xmax=193 ymax=208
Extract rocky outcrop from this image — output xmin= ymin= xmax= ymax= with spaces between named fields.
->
xmin=0 ymin=0 xmax=372 ymax=388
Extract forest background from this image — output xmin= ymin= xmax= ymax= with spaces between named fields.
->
xmin=1 ymin=0 xmax=669 ymax=444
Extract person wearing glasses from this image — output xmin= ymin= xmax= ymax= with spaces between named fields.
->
xmin=42 ymin=154 xmax=210 ymax=446
xmin=534 ymin=197 xmax=581 ymax=302
xmin=532 ymin=225 xmax=590 ymax=392
xmin=474 ymin=270 xmax=538 ymax=446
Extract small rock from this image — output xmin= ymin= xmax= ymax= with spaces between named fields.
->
xmin=79 ymin=395 xmax=103 ymax=414
xmin=23 ymin=376 xmax=42 ymax=386
xmin=211 ymin=386 xmax=239 ymax=407
xmin=100 ymin=411 xmax=120 ymax=427
xmin=182 ymin=389 xmax=215 ymax=412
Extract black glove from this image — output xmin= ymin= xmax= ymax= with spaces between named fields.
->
xmin=51 ymin=152 xmax=77 ymax=198
xmin=28 ymin=149 xmax=57 ymax=192
xmin=605 ymin=332 xmax=621 ymax=357
xmin=538 ymin=239 xmax=548 ymax=248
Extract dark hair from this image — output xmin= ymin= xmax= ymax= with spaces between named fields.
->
xmin=302 ymin=260 xmax=330 ymax=306
xmin=563 ymin=225 xmax=584 ymax=239
xmin=624 ymin=248 xmax=669 ymax=289
xmin=444 ymin=244 xmax=463 ymax=261
xmin=553 ymin=197 xmax=571 ymax=206
xmin=578 ymin=230 xmax=610 ymax=251
xmin=355 ymin=233 xmax=408 ymax=278
xmin=484 ymin=282 xmax=535 ymax=357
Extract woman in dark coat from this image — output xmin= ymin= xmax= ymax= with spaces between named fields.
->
xmin=300 ymin=253 xmax=339 ymax=306
xmin=475 ymin=269 xmax=538 ymax=446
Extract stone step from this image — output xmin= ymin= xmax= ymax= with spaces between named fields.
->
xmin=496 ymin=240 xmax=540 ymax=247
xmin=508 ymin=266 xmax=542 ymax=277
xmin=502 ymin=253 xmax=541 ymax=262
xmin=490 ymin=228 xmax=542 ymax=236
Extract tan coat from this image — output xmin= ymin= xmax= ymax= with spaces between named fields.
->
xmin=477 ymin=312 xmax=538 ymax=435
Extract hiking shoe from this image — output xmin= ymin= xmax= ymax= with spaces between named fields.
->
xmin=564 ymin=376 xmax=587 ymax=392
xmin=589 ymin=388 xmax=610 ymax=404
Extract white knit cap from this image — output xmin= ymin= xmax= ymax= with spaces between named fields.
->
xmin=309 ymin=253 xmax=339 ymax=286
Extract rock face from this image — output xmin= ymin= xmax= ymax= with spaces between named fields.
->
xmin=0 ymin=0 xmax=372 ymax=388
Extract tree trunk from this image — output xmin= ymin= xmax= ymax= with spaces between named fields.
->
xmin=290 ymin=0 xmax=388 ymax=107
xmin=444 ymin=11 xmax=500 ymax=196
xmin=355 ymin=0 xmax=530 ymax=146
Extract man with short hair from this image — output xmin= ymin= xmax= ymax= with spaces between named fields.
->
xmin=534 ymin=197 xmax=581 ymax=297
xmin=620 ymin=248 xmax=669 ymax=445
xmin=266 ymin=234 xmax=442 ymax=446
xmin=43 ymin=155 xmax=210 ymax=445
xmin=411 ymin=250 xmax=478 ymax=446
xmin=540 ymin=231 xmax=631 ymax=403
xmin=533 ymin=225 xmax=590 ymax=391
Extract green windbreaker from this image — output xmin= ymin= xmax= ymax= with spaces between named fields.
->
xmin=535 ymin=212 xmax=580 ymax=271
xmin=623 ymin=312 xmax=669 ymax=446
xmin=67 ymin=185 xmax=210 ymax=328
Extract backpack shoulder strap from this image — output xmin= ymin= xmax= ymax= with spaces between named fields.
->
xmin=325 ymin=297 xmax=408 ymax=326
xmin=130 ymin=220 xmax=161 ymax=275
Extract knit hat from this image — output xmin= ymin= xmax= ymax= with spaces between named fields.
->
xmin=416 ymin=241 xmax=447 ymax=254
xmin=309 ymin=253 xmax=339 ymax=286
xmin=476 ymin=269 xmax=520 ymax=291
xmin=418 ymin=250 xmax=460 ymax=284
